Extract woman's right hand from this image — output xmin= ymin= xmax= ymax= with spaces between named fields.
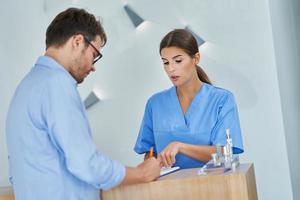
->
xmin=158 ymin=142 xmax=182 ymax=167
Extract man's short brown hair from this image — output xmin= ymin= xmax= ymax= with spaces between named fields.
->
xmin=45 ymin=8 xmax=107 ymax=49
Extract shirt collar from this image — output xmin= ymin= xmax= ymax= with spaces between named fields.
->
xmin=35 ymin=55 xmax=77 ymax=85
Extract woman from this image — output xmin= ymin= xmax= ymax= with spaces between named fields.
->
xmin=134 ymin=29 xmax=243 ymax=169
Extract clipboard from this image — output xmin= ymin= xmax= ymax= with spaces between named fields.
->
xmin=160 ymin=166 xmax=180 ymax=177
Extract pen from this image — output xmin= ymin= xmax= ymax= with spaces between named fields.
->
xmin=149 ymin=147 xmax=154 ymax=157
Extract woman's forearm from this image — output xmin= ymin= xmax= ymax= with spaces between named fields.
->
xmin=179 ymin=143 xmax=216 ymax=163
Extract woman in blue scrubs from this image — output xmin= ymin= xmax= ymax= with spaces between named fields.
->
xmin=134 ymin=29 xmax=244 ymax=169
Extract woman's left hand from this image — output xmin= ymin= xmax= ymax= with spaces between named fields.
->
xmin=158 ymin=142 xmax=182 ymax=168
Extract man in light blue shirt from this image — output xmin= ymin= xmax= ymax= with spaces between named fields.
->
xmin=6 ymin=8 xmax=160 ymax=200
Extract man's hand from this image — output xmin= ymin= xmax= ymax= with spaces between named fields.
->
xmin=121 ymin=157 xmax=161 ymax=186
xmin=137 ymin=157 xmax=161 ymax=182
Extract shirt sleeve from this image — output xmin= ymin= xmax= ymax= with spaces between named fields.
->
xmin=134 ymin=98 xmax=156 ymax=154
xmin=210 ymin=92 xmax=244 ymax=154
xmin=8 ymin=155 xmax=13 ymax=185
xmin=42 ymin=74 xmax=125 ymax=190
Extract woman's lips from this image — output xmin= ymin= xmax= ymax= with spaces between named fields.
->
xmin=170 ymin=75 xmax=179 ymax=82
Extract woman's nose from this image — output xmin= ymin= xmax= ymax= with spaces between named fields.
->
xmin=166 ymin=64 xmax=175 ymax=73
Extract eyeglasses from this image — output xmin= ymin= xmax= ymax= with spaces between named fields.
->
xmin=83 ymin=36 xmax=102 ymax=64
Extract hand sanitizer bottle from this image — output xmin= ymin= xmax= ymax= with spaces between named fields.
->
xmin=224 ymin=129 xmax=233 ymax=169
xmin=226 ymin=129 xmax=233 ymax=158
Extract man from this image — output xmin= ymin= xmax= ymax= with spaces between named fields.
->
xmin=6 ymin=8 xmax=160 ymax=200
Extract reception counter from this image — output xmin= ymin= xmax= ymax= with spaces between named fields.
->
xmin=102 ymin=163 xmax=258 ymax=200
xmin=0 ymin=163 xmax=257 ymax=200
xmin=0 ymin=187 xmax=13 ymax=200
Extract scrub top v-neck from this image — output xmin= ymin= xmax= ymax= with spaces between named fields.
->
xmin=134 ymin=83 xmax=244 ymax=169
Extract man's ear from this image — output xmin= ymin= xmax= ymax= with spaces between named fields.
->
xmin=194 ymin=52 xmax=200 ymax=64
xmin=71 ymin=34 xmax=84 ymax=50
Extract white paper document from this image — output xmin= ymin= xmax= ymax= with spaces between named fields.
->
xmin=160 ymin=166 xmax=180 ymax=177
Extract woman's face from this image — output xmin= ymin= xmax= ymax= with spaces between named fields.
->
xmin=160 ymin=46 xmax=199 ymax=87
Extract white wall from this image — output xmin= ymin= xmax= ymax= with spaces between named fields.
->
xmin=0 ymin=0 xmax=46 ymax=186
xmin=0 ymin=0 xmax=297 ymax=199
xmin=269 ymin=0 xmax=300 ymax=199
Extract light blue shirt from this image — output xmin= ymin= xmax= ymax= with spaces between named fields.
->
xmin=6 ymin=56 xmax=125 ymax=200
xmin=134 ymin=83 xmax=244 ymax=169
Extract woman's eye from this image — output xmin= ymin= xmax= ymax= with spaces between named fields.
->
xmin=175 ymin=60 xmax=182 ymax=63
xmin=163 ymin=62 xmax=169 ymax=65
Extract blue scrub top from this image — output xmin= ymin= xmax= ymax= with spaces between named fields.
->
xmin=134 ymin=83 xmax=244 ymax=169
